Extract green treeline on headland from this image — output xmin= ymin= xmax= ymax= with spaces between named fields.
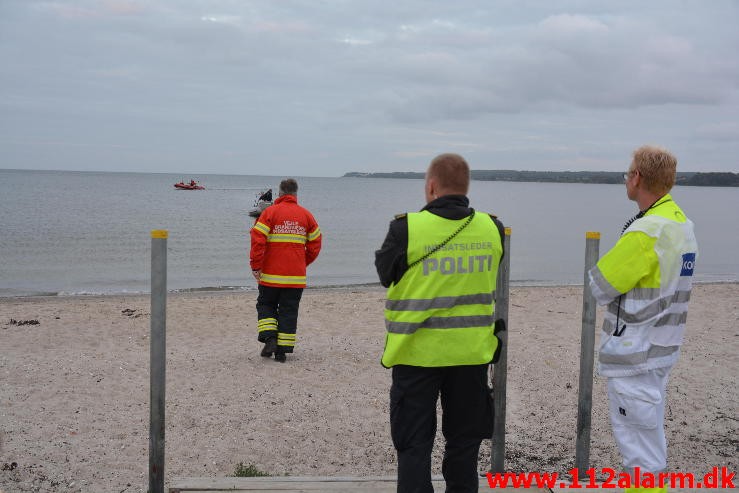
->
xmin=342 ymin=170 xmax=739 ymax=187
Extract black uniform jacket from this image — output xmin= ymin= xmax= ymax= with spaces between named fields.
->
xmin=374 ymin=195 xmax=505 ymax=288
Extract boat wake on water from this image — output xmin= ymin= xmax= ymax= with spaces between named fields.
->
xmin=203 ymin=187 xmax=265 ymax=191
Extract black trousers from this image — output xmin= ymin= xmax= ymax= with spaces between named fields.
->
xmin=256 ymin=285 xmax=303 ymax=353
xmin=390 ymin=364 xmax=493 ymax=493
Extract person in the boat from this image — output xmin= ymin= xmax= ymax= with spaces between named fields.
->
xmin=259 ymin=189 xmax=273 ymax=202
xmin=190 ymin=179 xmax=196 ymax=186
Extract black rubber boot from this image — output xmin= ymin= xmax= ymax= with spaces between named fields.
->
xmin=260 ymin=337 xmax=277 ymax=357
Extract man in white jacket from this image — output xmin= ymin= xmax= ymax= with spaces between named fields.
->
xmin=588 ymin=145 xmax=698 ymax=493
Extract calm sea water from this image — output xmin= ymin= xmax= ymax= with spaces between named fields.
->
xmin=1 ymin=169 xmax=736 ymax=297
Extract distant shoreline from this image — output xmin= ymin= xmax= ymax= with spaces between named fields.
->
xmin=343 ymin=170 xmax=739 ymax=187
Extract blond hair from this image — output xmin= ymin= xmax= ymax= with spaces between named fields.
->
xmin=632 ymin=145 xmax=677 ymax=195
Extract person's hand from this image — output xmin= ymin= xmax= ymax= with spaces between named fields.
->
xmin=252 ymin=269 xmax=261 ymax=281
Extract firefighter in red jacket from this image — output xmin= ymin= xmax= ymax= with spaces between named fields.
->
xmin=250 ymin=178 xmax=322 ymax=362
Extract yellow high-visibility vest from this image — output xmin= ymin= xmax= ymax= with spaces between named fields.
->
xmin=382 ymin=210 xmax=503 ymax=368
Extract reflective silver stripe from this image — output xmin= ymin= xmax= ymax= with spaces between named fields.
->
xmin=386 ymin=315 xmax=495 ymax=334
xmin=385 ymin=292 xmax=494 ymax=311
xmin=606 ymin=290 xmax=692 ymax=324
xmin=607 ymin=303 xmax=658 ymax=324
xmin=629 ymin=287 xmax=661 ymax=300
xmin=672 ymin=290 xmax=692 ymax=303
xmin=654 ymin=311 xmax=688 ymax=328
xmin=602 ymin=310 xmax=688 ymax=333
xmin=590 ymin=266 xmax=621 ymax=300
xmin=599 ymin=345 xmax=679 ymax=365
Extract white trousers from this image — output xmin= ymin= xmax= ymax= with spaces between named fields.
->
xmin=607 ymin=367 xmax=671 ymax=473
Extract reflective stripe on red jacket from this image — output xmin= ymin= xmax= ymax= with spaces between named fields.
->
xmin=250 ymin=194 xmax=322 ymax=288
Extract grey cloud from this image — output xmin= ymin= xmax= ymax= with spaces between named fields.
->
xmin=366 ymin=13 xmax=738 ymax=123
xmin=1 ymin=0 xmax=738 ymax=174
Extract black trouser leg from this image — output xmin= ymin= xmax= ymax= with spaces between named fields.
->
xmin=256 ymin=285 xmax=280 ymax=343
xmin=275 ymin=287 xmax=302 ymax=353
xmin=390 ymin=365 xmax=441 ymax=493
xmin=441 ymin=439 xmax=482 ymax=493
xmin=440 ymin=364 xmax=493 ymax=493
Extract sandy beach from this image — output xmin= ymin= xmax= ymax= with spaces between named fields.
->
xmin=1 ymin=283 xmax=737 ymax=493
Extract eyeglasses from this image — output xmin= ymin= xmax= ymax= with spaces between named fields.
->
xmin=623 ymin=169 xmax=638 ymax=182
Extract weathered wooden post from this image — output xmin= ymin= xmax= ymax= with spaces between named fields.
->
xmin=491 ymin=227 xmax=511 ymax=473
xmin=575 ymin=231 xmax=600 ymax=471
xmin=150 ymin=230 xmax=168 ymax=493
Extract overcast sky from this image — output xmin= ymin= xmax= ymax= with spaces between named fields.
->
xmin=1 ymin=1 xmax=738 ymax=176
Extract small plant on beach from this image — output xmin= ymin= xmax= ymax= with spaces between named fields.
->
xmin=233 ymin=462 xmax=270 ymax=477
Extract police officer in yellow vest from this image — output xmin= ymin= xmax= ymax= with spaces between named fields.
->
xmin=375 ymin=153 xmax=504 ymax=493
xmin=588 ymin=146 xmax=698 ymax=493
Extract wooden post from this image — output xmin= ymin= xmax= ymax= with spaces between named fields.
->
xmin=491 ymin=227 xmax=511 ymax=473
xmin=575 ymin=231 xmax=600 ymax=471
xmin=149 ymin=230 xmax=168 ymax=493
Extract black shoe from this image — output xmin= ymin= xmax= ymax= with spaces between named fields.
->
xmin=274 ymin=351 xmax=286 ymax=363
xmin=260 ymin=338 xmax=277 ymax=357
